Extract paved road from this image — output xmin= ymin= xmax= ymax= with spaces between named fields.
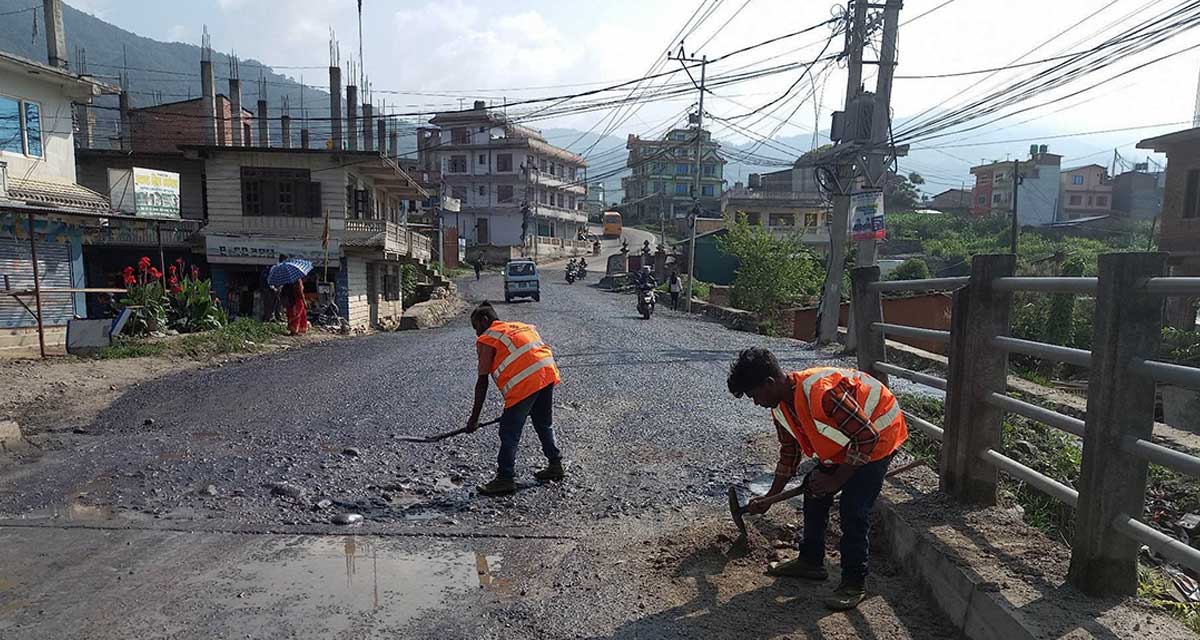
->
xmin=0 ymin=247 xmax=953 ymax=639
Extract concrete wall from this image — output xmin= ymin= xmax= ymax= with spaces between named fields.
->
xmin=790 ymin=292 xmax=952 ymax=354
xmin=1157 ymin=145 xmax=1200 ymax=260
xmin=0 ymin=66 xmax=80 ymax=182
xmin=202 ymin=150 xmax=348 ymax=236
xmin=130 ymin=96 xmax=254 ymax=153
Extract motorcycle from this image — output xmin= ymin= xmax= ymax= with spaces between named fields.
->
xmin=636 ymin=286 xmax=656 ymax=320
xmin=577 ymin=261 xmax=588 ymax=280
xmin=565 ymin=260 xmax=578 ymax=284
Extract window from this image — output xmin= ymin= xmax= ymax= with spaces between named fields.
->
xmin=568 ymin=196 xmax=575 ymax=209
xmin=672 ymin=132 xmax=687 ymax=141
xmin=478 ymin=154 xmax=486 ymax=166
xmin=993 ymin=193 xmax=1003 ymax=203
xmin=1185 ymin=169 xmax=1200 ymax=218
xmin=452 ymin=186 xmax=467 ymax=203
xmin=653 ymin=181 xmax=663 ymax=193
xmin=652 ymin=162 xmax=664 ymax=174
xmin=675 ymin=163 xmax=689 ymax=175
xmin=1096 ymin=195 xmax=1108 ymax=207
xmin=241 ymin=167 xmax=319 ymax=217
xmin=451 ymin=128 xmax=469 ymax=144
xmin=0 ymin=96 xmax=42 ymax=157
xmin=497 ymin=153 xmax=513 ymax=172
xmin=675 ymin=183 xmax=689 ymax=195
xmin=769 ymin=213 xmax=794 ymax=227
xmin=1072 ymin=175 xmax=1084 ymax=185
xmin=804 ymin=212 xmax=819 ymax=227
xmin=540 ymin=158 xmax=549 ymax=172
xmin=674 ymin=148 xmax=688 ymax=157
xmin=556 ymin=193 xmax=564 ymax=208
xmin=701 ymin=185 xmax=714 ymax=197
xmin=449 ymin=155 xmax=467 ymax=173
xmin=702 ymin=164 xmax=715 ymax=176
xmin=1069 ymin=194 xmax=1082 ymax=206
xmin=570 ymin=167 xmax=577 ymax=180
xmin=977 ymin=195 xmax=987 ymax=205
xmin=478 ymin=185 xmax=486 ymax=197
xmin=538 ymin=190 xmax=548 ymax=204
xmin=498 ymin=184 xmax=514 ymax=203
xmin=1086 ymin=195 xmax=1093 ymax=206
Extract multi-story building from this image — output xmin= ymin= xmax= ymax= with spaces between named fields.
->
xmin=418 ymin=101 xmax=589 ymax=263
xmin=1137 ymin=128 xmax=1200 ymax=327
xmin=720 ymin=168 xmax=831 ymax=256
xmin=584 ymin=181 xmax=606 ymax=221
xmin=0 ymin=47 xmax=115 ymax=352
xmin=1059 ymin=164 xmax=1112 ymax=219
xmin=969 ymin=145 xmax=1062 ymax=225
xmin=621 ymin=126 xmax=726 ymax=229
xmin=1111 ymin=169 xmax=1164 ymax=220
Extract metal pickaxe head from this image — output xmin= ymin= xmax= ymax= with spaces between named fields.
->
xmin=728 ymin=486 xmax=747 ymax=537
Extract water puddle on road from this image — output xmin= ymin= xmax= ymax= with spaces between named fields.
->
xmin=16 ymin=501 xmax=118 ymax=522
xmin=217 ymin=537 xmax=504 ymax=631
xmin=0 ymin=420 xmax=28 ymax=453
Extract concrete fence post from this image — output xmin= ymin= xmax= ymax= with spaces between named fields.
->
xmin=940 ymin=254 xmax=1015 ymax=505
xmin=1068 ymin=252 xmax=1167 ymax=596
xmin=850 ymin=265 xmax=887 ymax=384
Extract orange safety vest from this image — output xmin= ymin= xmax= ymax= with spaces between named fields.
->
xmin=476 ymin=321 xmax=561 ymax=408
xmin=772 ymin=367 xmax=907 ymax=466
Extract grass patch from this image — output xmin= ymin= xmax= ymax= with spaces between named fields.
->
xmin=97 ymin=319 xmax=289 ymax=360
xmin=1139 ymin=565 xmax=1200 ymax=633
xmin=97 ymin=338 xmax=167 ymax=360
xmin=175 ymin=318 xmax=288 ymax=358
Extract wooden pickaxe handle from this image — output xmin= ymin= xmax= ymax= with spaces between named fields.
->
xmin=740 ymin=458 xmax=925 ymax=513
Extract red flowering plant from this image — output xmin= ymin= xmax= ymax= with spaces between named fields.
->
xmin=118 ymin=256 xmax=167 ymax=336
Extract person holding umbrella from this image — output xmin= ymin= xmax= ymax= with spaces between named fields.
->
xmin=268 ymin=258 xmax=314 ymax=335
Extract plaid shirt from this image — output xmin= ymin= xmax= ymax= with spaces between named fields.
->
xmin=774 ymin=378 xmax=880 ymax=481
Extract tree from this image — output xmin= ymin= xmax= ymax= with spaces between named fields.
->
xmin=717 ymin=214 xmax=823 ymax=324
xmin=887 ymin=257 xmax=931 ymax=281
xmin=885 ymin=172 xmax=925 ymax=212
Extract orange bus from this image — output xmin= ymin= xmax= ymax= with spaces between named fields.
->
xmin=602 ymin=211 xmax=623 ymax=238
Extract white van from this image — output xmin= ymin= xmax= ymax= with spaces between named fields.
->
xmin=503 ymin=259 xmax=541 ymax=303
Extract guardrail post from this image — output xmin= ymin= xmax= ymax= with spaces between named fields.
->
xmin=1068 ymin=252 xmax=1167 ymax=596
xmin=940 ymin=254 xmax=1015 ymax=505
xmin=851 ymin=265 xmax=887 ymax=385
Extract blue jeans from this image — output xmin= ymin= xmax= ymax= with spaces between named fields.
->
xmin=497 ymin=384 xmax=561 ymax=479
xmin=799 ymin=454 xmax=893 ymax=584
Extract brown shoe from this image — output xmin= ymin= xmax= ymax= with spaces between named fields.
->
xmin=824 ymin=581 xmax=866 ymax=610
xmin=534 ymin=460 xmax=565 ymax=481
xmin=766 ymin=557 xmax=829 ymax=580
xmin=477 ymin=476 xmax=516 ymax=496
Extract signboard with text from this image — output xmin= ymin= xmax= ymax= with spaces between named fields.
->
xmin=108 ymin=168 xmax=181 ymax=219
xmin=850 ymin=190 xmax=886 ymax=241
xmin=205 ymin=235 xmax=339 ymax=266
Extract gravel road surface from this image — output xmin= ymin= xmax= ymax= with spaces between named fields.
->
xmin=0 ymin=232 xmax=955 ymax=639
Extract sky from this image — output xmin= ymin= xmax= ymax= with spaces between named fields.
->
xmin=53 ymin=0 xmax=1200 ymax=188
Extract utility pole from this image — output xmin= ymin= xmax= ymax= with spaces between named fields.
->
xmin=1011 ymin=159 xmax=1022 ymax=255
xmin=816 ymin=0 xmax=868 ymax=344
xmin=856 ymin=0 xmax=903 ymax=267
xmin=669 ymin=45 xmax=707 ymax=314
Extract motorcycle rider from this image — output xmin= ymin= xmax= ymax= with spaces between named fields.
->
xmin=578 ymin=257 xmax=588 ymax=276
xmin=635 ymin=265 xmax=657 ymax=315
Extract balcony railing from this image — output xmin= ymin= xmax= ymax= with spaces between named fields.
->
xmin=724 ymin=189 xmax=826 ymax=202
xmin=344 ymin=219 xmax=433 ymax=261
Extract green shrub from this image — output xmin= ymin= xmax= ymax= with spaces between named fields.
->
xmin=167 ymin=276 xmax=226 ymax=333
xmin=717 ymin=213 xmax=823 ymax=318
xmin=97 ymin=338 xmax=167 ymax=359
xmin=887 ymin=257 xmax=931 ymax=281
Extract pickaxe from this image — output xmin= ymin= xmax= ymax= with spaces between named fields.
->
xmin=727 ymin=459 xmax=925 ymax=537
xmin=395 ymin=417 xmax=501 ymax=443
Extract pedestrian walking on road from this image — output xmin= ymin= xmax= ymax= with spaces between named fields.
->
xmin=473 ymin=260 xmax=482 ymax=281
xmin=465 ymin=302 xmax=566 ymax=495
xmin=726 ymin=348 xmax=908 ymax=611
xmin=282 ymin=280 xmax=309 ymax=335
xmin=668 ymin=271 xmax=682 ymax=310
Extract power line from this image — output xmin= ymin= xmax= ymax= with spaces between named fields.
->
xmin=899 ymin=0 xmax=959 ymax=26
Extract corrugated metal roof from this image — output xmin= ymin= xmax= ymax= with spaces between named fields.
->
xmin=7 ymin=178 xmax=111 ymax=213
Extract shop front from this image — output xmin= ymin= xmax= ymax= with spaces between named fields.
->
xmin=204 ymin=233 xmax=340 ymax=320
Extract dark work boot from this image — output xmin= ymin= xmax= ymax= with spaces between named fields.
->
xmin=824 ymin=580 xmax=866 ymax=610
xmin=477 ymin=476 xmax=517 ymax=496
xmin=767 ymin=557 xmax=829 ymax=580
xmin=534 ymin=459 xmax=565 ymax=482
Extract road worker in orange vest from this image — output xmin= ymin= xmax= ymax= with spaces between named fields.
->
xmin=466 ymin=302 xmax=566 ymax=496
xmin=727 ymin=347 xmax=908 ymax=611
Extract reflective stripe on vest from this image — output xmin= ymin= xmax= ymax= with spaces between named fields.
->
xmin=873 ymin=399 xmax=902 ymax=433
xmin=501 ymin=355 xmax=557 ymax=396
xmin=496 ymin=338 xmax=546 ymax=380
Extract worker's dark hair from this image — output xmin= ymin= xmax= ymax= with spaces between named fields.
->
xmin=471 ymin=301 xmax=499 ymax=326
xmin=727 ymin=347 xmax=783 ymax=398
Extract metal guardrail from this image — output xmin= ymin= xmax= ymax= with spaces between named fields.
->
xmin=985 ymin=392 xmax=1086 ymax=438
xmin=1134 ymin=359 xmax=1200 ymax=390
xmin=868 ymin=276 xmax=970 ymax=293
xmin=992 ymin=277 xmax=1098 ymax=294
xmin=875 ymin=361 xmax=947 ymax=391
xmin=981 ymin=449 xmax=1079 ymax=507
xmin=991 ymin=336 xmax=1093 ymax=368
xmin=1142 ymin=277 xmax=1200 ymax=295
xmin=853 ymin=256 xmax=1200 ymax=591
xmin=903 ymin=410 xmax=944 ymax=441
xmin=872 ymin=322 xmax=951 ymax=343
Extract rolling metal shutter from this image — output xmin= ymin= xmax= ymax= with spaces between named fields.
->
xmin=0 ymin=236 xmax=75 ymax=328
